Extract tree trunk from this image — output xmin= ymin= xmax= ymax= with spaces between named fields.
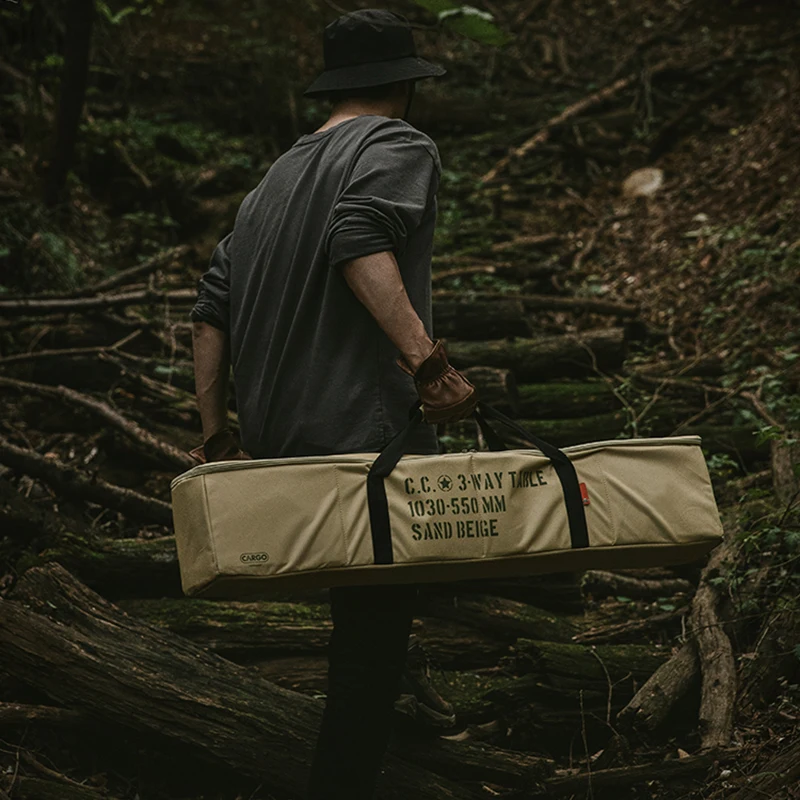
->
xmin=43 ymin=0 xmax=95 ymax=207
xmin=0 ymin=563 xmax=497 ymax=800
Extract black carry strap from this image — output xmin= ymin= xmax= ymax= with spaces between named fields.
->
xmin=366 ymin=401 xmax=589 ymax=565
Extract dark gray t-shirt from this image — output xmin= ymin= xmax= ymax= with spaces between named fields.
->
xmin=190 ymin=115 xmax=441 ymax=458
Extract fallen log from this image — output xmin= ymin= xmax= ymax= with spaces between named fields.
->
xmin=420 ymin=595 xmax=581 ymax=645
xmin=412 ymin=619 xmax=517 ymax=670
xmin=480 ymin=58 xmax=673 ymax=184
xmin=527 ymin=750 xmax=727 ymax=798
xmin=0 ymin=702 xmax=86 ymax=727
xmin=116 ymin=596 xmax=560 ymax=671
xmin=81 ymin=245 xmax=192 ymax=295
xmin=433 ymin=300 xmax=531 ymax=340
xmin=425 ymin=641 xmax=668 ymax=748
xmin=455 ymin=409 xmax=637 ymax=449
xmin=395 ymin=737 xmax=554 ymax=789
xmin=516 ymin=381 xmax=622 ymax=418
xmin=20 ymin=532 xmax=183 ymax=597
xmin=0 ymin=437 xmax=172 ymax=525
xmin=617 ymin=536 xmax=736 ymax=742
xmin=727 ymin=738 xmax=800 ymax=800
xmin=572 ymin=607 xmax=687 ymax=645
xmin=770 ymin=435 xmax=800 ymax=506
xmin=512 ymin=639 xmax=668 ymax=690
xmin=738 ymin=602 xmax=800 ymax=714
xmin=461 ymin=367 xmax=519 ymax=415
xmin=490 ymin=234 xmax=562 ymax=252
xmin=0 ymin=563 xmax=518 ymax=799
xmin=691 ymin=542 xmax=736 ymax=751
xmin=0 ymin=376 xmax=194 ymax=470
xmin=429 ymin=574 xmax=584 ymax=614
xmin=616 ymin=641 xmax=699 ymax=734
xmin=0 ymin=475 xmax=77 ymax=545
xmin=250 ymin=656 xmax=329 ymax=692
xmin=117 ymin=597 xmax=333 ymax=657
xmin=444 ymin=328 xmax=626 ymax=381
xmin=581 ymin=570 xmax=694 ymax=600
xmin=431 ymin=262 xmax=561 ymax=284
xmin=0 ymin=288 xmax=197 ymax=317
xmin=11 ymin=776 xmax=121 ymax=800
xmin=433 ymin=290 xmax=639 ymax=318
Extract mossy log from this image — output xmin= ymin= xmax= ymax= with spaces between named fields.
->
xmin=581 ymin=570 xmax=694 ymax=600
xmin=467 ymin=415 xmax=770 ymax=461
xmin=433 ymin=300 xmax=531 ymax=340
xmin=516 ymin=380 xmax=622 ymax=418
xmin=116 ymin=596 xmax=572 ymax=671
xmin=444 ymin=328 xmax=626 ymax=381
xmin=420 ymin=595 xmax=581 ymax=644
xmin=528 ymin=750 xmax=728 ymax=798
xmin=394 ymin=737 xmax=554 ymax=789
xmin=512 ymin=639 xmax=669 ymax=690
xmin=117 ymin=597 xmax=333 ymax=658
xmin=427 ymin=640 xmax=668 ymax=750
xmin=461 ymin=367 xmax=519 ymax=415
xmin=427 ymin=574 xmax=584 ymax=614
xmin=0 ymin=563 xmax=542 ymax=799
xmin=20 ymin=532 xmax=185 ymax=599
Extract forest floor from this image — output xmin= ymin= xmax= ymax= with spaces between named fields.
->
xmin=0 ymin=0 xmax=799 ymax=798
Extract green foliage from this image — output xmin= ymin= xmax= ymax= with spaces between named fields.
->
xmin=96 ymin=0 xmax=164 ymax=25
xmin=0 ymin=201 xmax=85 ymax=294
xmin=412 ymin=2 xmax=510 ymax=46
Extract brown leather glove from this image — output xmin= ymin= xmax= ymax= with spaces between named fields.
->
xmin=188 ymin=428 xmax=251 ymax=465
xmin=396 ymin=339 xmax=478 ymax=423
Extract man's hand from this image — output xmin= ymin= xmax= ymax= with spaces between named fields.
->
xmin=188 ymin=428 xmax=251 ymax=465
xmin=396 ymin=339 xmax=477 ymax=423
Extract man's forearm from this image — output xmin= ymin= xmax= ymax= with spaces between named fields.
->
xmin=192 ymin=321 xmax=231 ymax=440
xmin=341 ymin=251 xmax=434 ymax=370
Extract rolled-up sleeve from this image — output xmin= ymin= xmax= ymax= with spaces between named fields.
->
xmin=326 ymin=125 xmax=440 ymax=269
xmin=190 ymin=232 xmax=233 ymax=332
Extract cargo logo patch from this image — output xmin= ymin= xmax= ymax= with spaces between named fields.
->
xmin=240 ymin=551 xmax=270 ymax=564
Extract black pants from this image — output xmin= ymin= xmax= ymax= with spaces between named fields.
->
xmin=306 ymin=583 xmax=418 ymax=800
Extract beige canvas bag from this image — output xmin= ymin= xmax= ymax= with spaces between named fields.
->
xmin=171 ymin=403 xmax=723 ymax=598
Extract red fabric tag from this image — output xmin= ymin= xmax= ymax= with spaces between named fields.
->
xmin=579 ymin=482 xmax=590 ymax=506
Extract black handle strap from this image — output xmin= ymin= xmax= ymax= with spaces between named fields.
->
xmin=366 ymin=401 xmax=589 ymax=565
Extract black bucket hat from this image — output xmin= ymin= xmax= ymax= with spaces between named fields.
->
xmin=304 ymin=9 xmax=446 ymax=98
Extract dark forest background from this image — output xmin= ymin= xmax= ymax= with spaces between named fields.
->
xmin=0 ymin=1 xmax=799 ymax=799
